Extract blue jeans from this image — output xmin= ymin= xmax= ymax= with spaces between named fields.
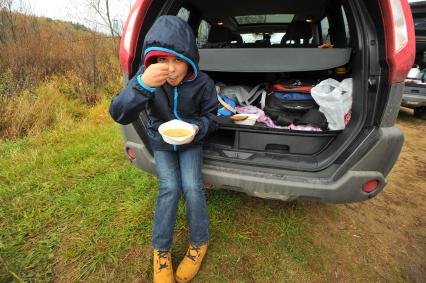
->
xmin=152 ymin=145 xmax=209 ymax=251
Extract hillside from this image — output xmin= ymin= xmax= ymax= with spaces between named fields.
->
xmin=0 ymin=11 xmax=122 ymax=140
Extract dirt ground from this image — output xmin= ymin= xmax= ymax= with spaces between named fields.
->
xmin=315 ymin=107 xmax=425 ymax=282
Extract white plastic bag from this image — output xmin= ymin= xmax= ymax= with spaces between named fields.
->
xmin=311 ymin=78 xmax=353 ymax=130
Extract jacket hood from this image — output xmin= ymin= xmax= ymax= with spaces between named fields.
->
xmin=142 ymin=15 xmax=199 ymax=81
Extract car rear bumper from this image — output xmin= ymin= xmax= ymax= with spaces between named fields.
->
xmin=402 ymin=86 xmax=426 ymax=108
xmin=401 ymin=93 xmax=426 ymax=108
xmin=122 ymin=126 xmax=403 ymax=204
xmin=204 ymin=166 xmax=386 ymax=203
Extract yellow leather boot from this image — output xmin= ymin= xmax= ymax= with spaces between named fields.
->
xmin=153 ymin=249 xmax=175 ymax=283
xmin=175 ymin=244 xmax=208 ymax=283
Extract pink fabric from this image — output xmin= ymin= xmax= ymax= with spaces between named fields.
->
xmin=288 ymin=124 xmax=322 ymax=132
xmin=235 ymin=106 xmax=287 ymax=129
xmin=235 ymin=105 xmax=322 ymax=131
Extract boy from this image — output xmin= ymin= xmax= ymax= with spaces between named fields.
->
xmin=109 ymin=15 xmax=218 ymax=283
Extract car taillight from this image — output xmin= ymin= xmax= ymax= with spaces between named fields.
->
xmin=362 ymin=179 xmax=379 ymax=193
xmin=126 ymin=148 xmax=137 ymax=160
xmin=379 ymin=0 xmax=415 ymax=83
xmin=119 ymin=0 xmax=153 ymax=76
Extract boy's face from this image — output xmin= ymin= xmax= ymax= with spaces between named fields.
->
xmin=157 ymin=56 xmax=189 ymax=86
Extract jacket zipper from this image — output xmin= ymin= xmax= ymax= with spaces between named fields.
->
xmin=172 ymin=87 xmax=182 ymax=151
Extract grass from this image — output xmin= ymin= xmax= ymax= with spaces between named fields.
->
xmin=0 ymin=83 xmax=88 ymax=140
xmin=0 ymin=101 xmax=408 ymax=282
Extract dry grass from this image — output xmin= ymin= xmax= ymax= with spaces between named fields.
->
xmin=0 ymin=13 xmax=123 ymax=140
xmin=0 ymin=83 xmax=88 ymax=140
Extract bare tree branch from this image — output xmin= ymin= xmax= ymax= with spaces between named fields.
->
xmin=86 ymin=0 xmax=118 ymax=39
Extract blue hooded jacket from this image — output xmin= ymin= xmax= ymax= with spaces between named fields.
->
xmin=109 ymin=16 xmax=219 ymax=151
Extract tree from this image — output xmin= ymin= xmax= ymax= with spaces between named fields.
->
xmin=0 ymin=0 xmax=31 ymax=43
xmin=87 ymin=0 xmax=116 ymax=39
xmin=72 ymin=0 xmax=130 ymax=53
xmin=0 ymin=0 xmax=18 ymax=43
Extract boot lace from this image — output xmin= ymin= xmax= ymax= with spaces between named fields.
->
xmin=157 ymin=250 xmax=170 ymax=270
xmin=186 ymin=245 xmax=201 ymax=262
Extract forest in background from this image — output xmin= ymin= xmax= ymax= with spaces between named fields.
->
xmin=0 ymin=1 xmax=122 ymax=139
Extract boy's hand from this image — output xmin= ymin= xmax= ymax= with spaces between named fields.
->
xmin=185 ymin=125 xmax=199 ymax=144
xmin=141 ymin=63 xmax=169 ymax=87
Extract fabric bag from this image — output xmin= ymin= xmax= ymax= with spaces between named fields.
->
xmin=269 ymin=79 xmax=318 ymax=93
xmin=311 ymin=78 xmax=353 ymax=130
xmin=217 ymin=83 xmax=267 ymax=107
xmin=263 ymin=91 xmax=318 ymax=126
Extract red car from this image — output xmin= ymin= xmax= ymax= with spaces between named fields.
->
xmin=114 ymin=0 xmax=415 ymax=203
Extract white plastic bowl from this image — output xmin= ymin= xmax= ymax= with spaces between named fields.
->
xmin=232 ymin=114 xmax=259 ymax=126
xmin=158 ymin=119 xmax=196 ymax=145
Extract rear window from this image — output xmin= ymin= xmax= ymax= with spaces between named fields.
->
xmin=235 ymin=14 xmax=294 ymax=25
xmin=341 ymin=5 xmax=350 ymax=45
xmin=174 ymin=0 xmax=352 ymax=49
xmin=320 ymin=17 xmax=331 ymax=44
xmin=241 ymin=33 xmax=285 ymax=44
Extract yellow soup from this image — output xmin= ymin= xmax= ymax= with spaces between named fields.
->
xmin=163 ymin=128 xmax=192 ymax=137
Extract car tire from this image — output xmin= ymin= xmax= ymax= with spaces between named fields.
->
xmin=414 ymin=106 xmax=426 ymax=119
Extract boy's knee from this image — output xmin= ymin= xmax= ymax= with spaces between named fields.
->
xmin=181 ymin=175 xmax=203 ymax=192
xmin=158 ymin=184 xmax=181 ymax=198
xmin=183 ymin=185 xmax=204 ymax=199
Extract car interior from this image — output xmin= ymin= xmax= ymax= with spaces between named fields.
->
xmin=133 ymin=0 xmax=376 ymax=172
xmin=178 ymin=0 xmax=350 ymax=48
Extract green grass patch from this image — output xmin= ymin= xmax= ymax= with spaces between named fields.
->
xmin=0 ymin=102 xmax=404 ymax=282
xmin=0 ymin=112 xmax=158 ymax=281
